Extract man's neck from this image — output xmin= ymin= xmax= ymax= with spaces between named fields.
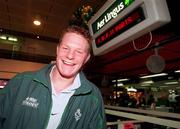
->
xmin=50 ymin=66 xmax=75 ymax=93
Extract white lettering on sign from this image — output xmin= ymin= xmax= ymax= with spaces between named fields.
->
xmin=97 ymin=2 xmax=124 ymax=30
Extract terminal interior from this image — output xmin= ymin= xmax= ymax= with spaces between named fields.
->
xmin=0 ymin=0 xmax=180 ymax=128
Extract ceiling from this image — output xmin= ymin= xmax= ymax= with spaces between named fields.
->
xmin=0 ymin=0 xmax=106 ymax=39
xmin=0 ymin=0 xmax=180 ymax=79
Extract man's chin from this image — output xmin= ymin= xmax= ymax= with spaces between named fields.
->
xmin=61 ymin=73 xmax=76 ymax=79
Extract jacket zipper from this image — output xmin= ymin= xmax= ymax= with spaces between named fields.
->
xmin=44 ymin=87 xmax=53 ymax=129
xmin=33 ymin=79 xmax=53 ymax=129
xmin=56 ymin=95 xmax=76 ymax=129
xmin=44 ymin=96 xmax=52 ymax=129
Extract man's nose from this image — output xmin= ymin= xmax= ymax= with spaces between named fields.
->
xmin=67 ymin=50 xmax=75 ymax=59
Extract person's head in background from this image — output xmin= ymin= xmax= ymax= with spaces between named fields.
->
xmin=55 ymin=25 xmax=92 ymax=79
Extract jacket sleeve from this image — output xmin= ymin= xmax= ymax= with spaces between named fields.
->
xmin=0 ymin=76 xmax=21 ymax=128
xmin=0 ymin=84 xmax=10 ymax=128
xmin=89 ymin=90 xmax=107 ymax=129
xmin=0 ymin=88 xmax=6 ymax=128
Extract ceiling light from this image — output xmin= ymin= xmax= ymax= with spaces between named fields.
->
xmin=165 ymin=81 xmax=178 ymax=85
xmin=0 ymin=35 xmax=18 ymax=42
xmin=159 ymin=85 xmax=169 ymax=88
xmin=112 ymin=80 xmax=116 ymax=82
xmin=140 ymin=84 xmax=151 ymax=86
xmin=175 ymin=70 xmax=180 ymax=73
xmin=0 ymin=35 xmax=7 ymax=40
xmin=117 ymin=83 xmax=124 ymax=87
xmin=0 ymin=86 xmax=4 ymax=88
xmin=8 ymin=37 xmax=18 ymax=42
xmin=140 ymin=73 xmax=168 ymax=79
xmin=33 ymin=20 xmax=41 ymax=26
xmin=168 ymin=76 xmax=174 ymax=79
xmin=127 ymin=87 xmax=137 ymax=92
xmin=141 ymin=80 xmax=154 ymax=84
xmin=117 ymin=78 xmax=129 ymax=82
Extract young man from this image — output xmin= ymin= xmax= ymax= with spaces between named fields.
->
xmin=0 ymin=25 xmax=107 ymax=129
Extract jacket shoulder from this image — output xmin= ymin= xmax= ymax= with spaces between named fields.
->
xmin=5 ymin=71 xmax=37 ymax=89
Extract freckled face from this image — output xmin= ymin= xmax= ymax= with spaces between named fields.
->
xmin=56 ymin=32 xmax=90 ymax=79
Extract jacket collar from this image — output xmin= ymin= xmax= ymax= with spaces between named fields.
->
xmin=33 ymin=64 xmax=92 ymax=95
xmin=74 ymin=72 xmax=92 ymax=95
xmin=33 ymin=63 xmax=54 ymax=88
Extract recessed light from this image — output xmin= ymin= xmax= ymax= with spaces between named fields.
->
xmin=33 ymin=20 xmax=41 ymax=26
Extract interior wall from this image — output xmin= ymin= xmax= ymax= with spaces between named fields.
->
xmin=0 ymin=37 xmax=57 ymax=56
xmin=0 ymin=58 xmax=47 ymax=79
xmin=21 ymin=38 xmax=57 ymax=56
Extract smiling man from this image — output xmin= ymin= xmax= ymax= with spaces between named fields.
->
xmin=0 ymin=25 xmax=107 ymax=129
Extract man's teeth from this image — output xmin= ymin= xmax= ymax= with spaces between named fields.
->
xmin=64 ymin=61 xmax=73 ymax=65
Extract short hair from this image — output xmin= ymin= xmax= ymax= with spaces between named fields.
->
xmin=59 ymin=25 xmax=92 ymax=53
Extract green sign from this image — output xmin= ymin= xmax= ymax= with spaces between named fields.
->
xmin=95 ymin=7 xmax=145 ymax=47
xmin=92 ymin=0 xmax=135 ymax=34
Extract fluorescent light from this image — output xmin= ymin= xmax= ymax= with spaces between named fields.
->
xmin=117 ymin=78 xmax=129 ymax=82
xmin=8 ymin=37 xmax=18 ymax=42
xmin=141 ymin=80 xmax=154 ymax=84
xmin=140 ymin=80 xmax=153 ymax=86
xmin=0 ymin=86 xmax=4 ymax=88
xmin=112 ymin=80 xmax=116 ymax=82
xmin=165 ymin=81 xmax=178 ymax=85
xmin=140 ymin=73 xmax=168 ymax=79
xmin=112 ymin=78 xmax=129 ymax=83
xmin=117 ymin=83 xmax=123 ymax=86
xmin=127 ymin=87 xmax=137 ymax=92
xmin=140 ymin=84 xmax=151 ymax=86
xmin=0 ymin=35 xmax=18 ymax=42
xmin=0 ymin=35 xmax=7 ymax=40
xmin=175 ymin=70 xmax=180 ymax=73
xmin=159 ymin=85 xmax=169 ymax=88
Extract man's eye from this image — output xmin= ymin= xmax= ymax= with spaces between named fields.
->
xmin=76 ymin=51 xmax=83 ymax=54
xmin=62 ymin=47 xmax=68 ymax=50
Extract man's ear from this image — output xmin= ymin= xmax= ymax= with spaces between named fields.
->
xmin=56 ymin=44 xmax=60 ymax=56
xmin=85 ymin=53 xmax=91 ymax=64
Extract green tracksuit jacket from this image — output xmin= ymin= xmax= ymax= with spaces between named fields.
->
xmin=0 ymin=64 xmax=107 ymax=129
